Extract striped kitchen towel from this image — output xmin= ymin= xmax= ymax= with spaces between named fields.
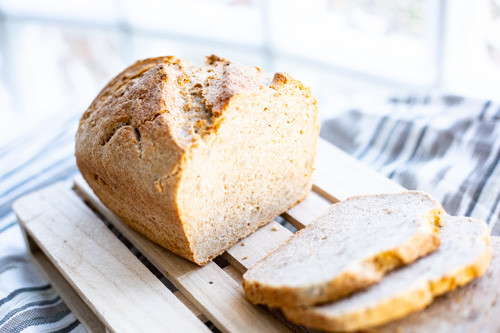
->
xmin=0 ymin=113 xmax=82 ymax=333
xmin=322 ymin=94 xmax=500 ymax=232
xmin=1 ymin=94 xmax=499 ymax=332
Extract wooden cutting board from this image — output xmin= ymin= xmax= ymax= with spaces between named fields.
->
xmin=13 ymin=138 xmax=404 ymax=333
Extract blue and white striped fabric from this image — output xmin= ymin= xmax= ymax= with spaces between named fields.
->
xmin=0 ymin=113 xmax=82 ymax=333
xmin=1 ymin=94 xmax=499 ymax=332
xmin=322 ymin=94 xmax=500 ymax=233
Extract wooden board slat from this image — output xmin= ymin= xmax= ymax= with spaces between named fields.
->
xmin=314 ymin=137 xmax=405 ymax=201
xmin=223 ymin=221 xmax=293 ymax=272
xmin=222 ymin=265 xmax=243 ymax=285
xmin=73 ymin=177 xmax=290 ymax=333
xmin=24 ymin=211 xmax=208 ymax=328
xmin=174 ymin=291 xmax=207 ymax=323
xmin=14 ymin=183 xmax=209 ymax=333
xmin=283 ymin=191 xmax=332 ymax=229
xmin=22 ymin=230 xmax=106 ymax=333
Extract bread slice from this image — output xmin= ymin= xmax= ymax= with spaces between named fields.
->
xmin=282 ymin=215 xmax=492 ymax=332
xmin=243 ymin=191 xmax=444 ymax=308
xmin=75 ymin=55 xmax=319 ymax=265
xmin=372 ymin=236 xmax=499 ymax=333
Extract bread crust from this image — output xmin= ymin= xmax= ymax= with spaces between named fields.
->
xmin=76 ymin=55 xmax=319 ymax=265
xmin=76 ymin=57 xmax=194 ymax=260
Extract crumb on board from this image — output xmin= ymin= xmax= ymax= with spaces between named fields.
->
xmin=242 ymin=256 xmax=248 ymax=260
xmin=209 ymin=281 xmax=213 ymax=284
xmin=241 ymin=242 xmax=246 ymax=246
xmin=271 ymin=226 xmax=279 ymax=231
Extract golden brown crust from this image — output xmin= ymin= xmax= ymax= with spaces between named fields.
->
xmin=76 ymin=55 xmax=319 ymax=265
xmin=76 ymin=59 xmax=195 ymax=261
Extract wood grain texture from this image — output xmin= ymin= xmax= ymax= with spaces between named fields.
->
xmin=22 ymin=229 xmax=106 ymax=333
xmin=283 ymin=191 xmax=332 ymax=229
xmin=174 ymin=291 xmax=207 ymax=323
xmin=14 ymin=182 xmax=209 ymax=333
xmin=223 ymin=221 xmax=293 ymax=272
xmin=223 ymin=264 xmax=244 ymax=285
xmin=73 ymin=176 xmax=290 ymax=333
xmin=25 ymin=215 xmax=208 ymax=328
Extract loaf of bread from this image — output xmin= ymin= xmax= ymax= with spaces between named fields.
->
xmin=75 ymin=55 xmax=319 ymax=265
xmin=283 ymin=215 xmax=491 ymax=332
xmin=243 ymin=192 xmax=444 ymax=308
xmin=375 ymin=236 xmax=500 ymax=333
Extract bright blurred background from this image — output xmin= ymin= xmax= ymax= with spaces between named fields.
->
xmin=0 ymin=0 xmax=499 ymax=133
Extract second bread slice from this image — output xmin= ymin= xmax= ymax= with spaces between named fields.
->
xmin=243 ymin=191 xmax=444 ymax=308
xmin=283 ymin=215 xmax=492 ymax=332
xmin=374 ymin=236 xmax=500 ymax=333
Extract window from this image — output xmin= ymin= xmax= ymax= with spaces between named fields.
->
xmin=0 ymin=0 xmax=498 ymax=122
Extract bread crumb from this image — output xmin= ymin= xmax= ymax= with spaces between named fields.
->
xmin=271 ymin=226 xmax=279 ymax=231
xmin=209 ymin=281 xmax=213 ymax=284
xmin=154 ymin=180 xmax=163 ymax=193
xmin=242 ymin=256 xmax=248 ymax=260
xmin=241 ymin=243 xmax=246 ymax=246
